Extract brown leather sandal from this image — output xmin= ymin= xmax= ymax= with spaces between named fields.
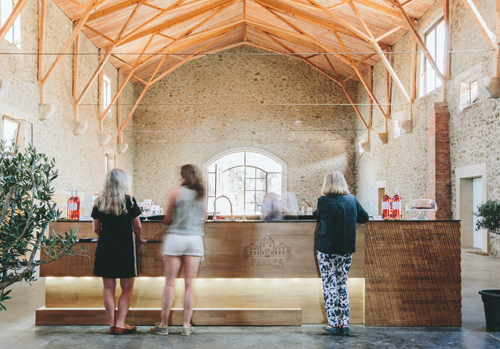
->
xmin=114 ymin=326 xmax=137 ymax=334
xmin=110 ymin=326 xmax=116 ymax=334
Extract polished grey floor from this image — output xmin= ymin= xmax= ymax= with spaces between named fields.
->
xmin=1 ymin=251 xmax=499 ymax=349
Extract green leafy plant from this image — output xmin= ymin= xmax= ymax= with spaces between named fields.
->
xmin=0 ymin=142 xmax=83 ymax=310
xmin=474 ymin=200 xmax=500 ymax=236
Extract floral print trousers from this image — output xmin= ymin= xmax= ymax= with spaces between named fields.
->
xmin=316 ymin=251 xmax=352 ymax=327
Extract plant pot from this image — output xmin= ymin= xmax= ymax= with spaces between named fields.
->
xmin=479 ymin=290 xmax=500 ymax=330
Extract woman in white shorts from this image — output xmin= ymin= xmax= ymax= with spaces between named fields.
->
xmin=150 ymin=164 xmax=206 ymax=336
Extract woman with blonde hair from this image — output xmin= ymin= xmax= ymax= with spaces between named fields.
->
xmin=313 ymin=171 xmax=368 ymax=336
xmin=150 ymin=164 xmax=206 ymax=336
xmin=92 ymin=168 xmax=147 ymax=334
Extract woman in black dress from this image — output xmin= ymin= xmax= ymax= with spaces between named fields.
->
xmin=92 ymin=168 xmax=147 ymax=334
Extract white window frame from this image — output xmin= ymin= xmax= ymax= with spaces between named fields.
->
xmin=420 ymin=18 xmax=445 ymax=97
xmin=2 ymin=115 xmax=20 ymax=150
xmin=102 ymin=75 xmax=111 ymax=112
xmin=203 ymin=148 xmax=288 ymax=216
xmin=0 ymin=0 xmax=21 ymax=49
xmin=459 ymin=80 xmax=479 ymax=111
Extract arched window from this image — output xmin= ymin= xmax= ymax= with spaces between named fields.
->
xmin=204 ymin=149 xmax=286 ymax=216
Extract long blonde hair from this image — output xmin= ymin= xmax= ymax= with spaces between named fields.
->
xmin=96 ymin=168 xmax=131 ymax=215
xmin=321 ymin=171 xmax=350 ymax=196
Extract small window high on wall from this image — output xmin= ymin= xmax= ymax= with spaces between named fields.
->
xmin=420 ymin=18 xmax=445 ymax=97
xmin=102 ymin=75 xmax=111 ymax=112
xmin=207 ymin=150 xmax=284 ymax=216
xmin=2 ymin=116 xmax=20 ymax=151
xmin=0 ymin=0 xmax=21 ymax=48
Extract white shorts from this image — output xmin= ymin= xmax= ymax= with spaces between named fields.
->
xmin=162 ymin=233 xmax=204 ymax=257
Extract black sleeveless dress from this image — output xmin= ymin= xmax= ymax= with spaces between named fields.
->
xmin=92 ymin=196 xmax=142 ymax=279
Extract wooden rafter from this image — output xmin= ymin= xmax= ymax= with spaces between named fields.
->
xmin=76 ymin=2 xmax=142 ymax=106
xmin=117 ymin=0 xmax=235 ymax=47
xmin=38 ymin=0 xmax=47 ymax=103
xmin=0 ymin=0 xmax=29 ymax=44
xmin=386 ymin=0 xmax=445 ymax=83
xmin=84 ymin=24 xmax=114 ymax=43
xmin=66 ymin=0 xmax=86 ymax=10
xmin=348 ymin=0 xmax=411 ymax=103
xmin=332 ymin=29 xmax=388 ymax=119
xmin=41 ymin=0 xmax=102 ymax=86
xmin=376 ymin=23 xmax=406 ymax=42
xmin=87 ymin=0 xmax=151 ymax=22
xmin=460 ymin=0 xmax=497 ymax=50
xmin=352 ymin=0 xmax=403 ymax=21
xmin=73 ymin=32 xmax=79 ymax=121
xmin=121 ymin=28 xmax=237 ymax=132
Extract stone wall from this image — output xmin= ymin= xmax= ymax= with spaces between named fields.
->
xmin=132 ymin=45 xmax=359 ymax=210
xmin=356 ymin=0 xmax=500 ymax=254
xmin=0 ymin=0 xmax=135 ymax=210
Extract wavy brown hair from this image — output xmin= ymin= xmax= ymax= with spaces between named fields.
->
xmin=181 ymin=164 xmax=205 ymax=200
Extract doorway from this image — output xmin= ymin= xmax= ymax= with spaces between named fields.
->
xmin=456 ymin=164 xmax=488 ymax=253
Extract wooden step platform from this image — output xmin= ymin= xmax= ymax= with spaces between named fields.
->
xmin=36 ymin=307 xmax=302 ymax=326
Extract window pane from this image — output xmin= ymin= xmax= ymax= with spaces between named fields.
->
xmin=246 ymin=152 xmax=281 ymax=172
xmin=427 ymin=29 xmax=436 ymax=61
xmin=207 ymin=197 xmax=215 ymax=213
xmin=245 ymin=203 xmax=255 ymax=215
xmin=245 ymin=178 xmax=256 ymax=190
xmin=268 ymin=173 xmax=282 ymax=197
xmin=1 ymin=1 xmax=12 ymax=27
xmin=427 ymin=59 xmax=436 ymax=92
xmin=216 ymin=152 xmax=245 ymax=172
xmin=256 ymin=190 xmax=266 ymax=204
xmin=3 ymin=118 xmax=19 ymax=149
xmin=471 ymin=81 xmax=479 ymax=103
xmin=256 ymin=178 xmax=266 ymax=190
xmin=221 ymin=166 xmax=244 ymax=214
xmin=245 ymin=191 xmax=256 ymax=203
xmin=256 ymin=169 xmax=266 ymax=179
xmin=208 ymin=173 xmax=215 ymax=196
xmin=246 ymin=167 xmax=255 ymax=178
xmin=436 ymin=21 xmax=445 ymax=74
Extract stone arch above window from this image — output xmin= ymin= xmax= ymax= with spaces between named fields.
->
xmin=203 ymin=148 xmax=287 ymax=216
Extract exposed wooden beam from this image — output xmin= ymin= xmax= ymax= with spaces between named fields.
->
xmin=0 ymin=0 xmax=29 ymax=44
xmin=444 ymin=0 xmax=450 ymax=81
xmin=100 ymin=34 xmax=156 ymax=122
xmin=73 ymin=32 xmax=79 ymax=122
xmin=327 ymin=1 xmax=350 ymax=10
xmin=325 ymin=55 xmax=369 ymax=129
xmin=352 ymin=0 xmax=403 ymax=21
xmin=256 ymin=0 xmax=373 ymax=44
xmin=401 ymin=0 xmax=417 ymax=5
xmin=121 ymin=28 xmax=236 ymax=132
xmin=460 ymin=0 xmax=497 ymax=50
xmin=157 ymin=33 xmax=175 ymax=40
xmin=410 ymin=33 xmax=416 ymax=102
xmin=368 ymin=66 xmax=373 ymax=128
xmin=87 ymin=0 xmax=151 ymax=22
xmin=77 ymin=3 xmax=142 ymax=106
xmin=66 ymin=0 xmax=86 ymax=10
xmin=332 ymin=29 xmax=388 ymax=119
xmin=38 ymin=0 xmax=46 ymax=104
xmin=118 ymin=69 xmax=123 ymax=144
xmin=355 ymin=53 xmax=376 ymax=66
xmin=117 ymin=0 xmax=187 ymax=44
xmin=376 ymin=23 xmax=406 ymax=42
xmin=143 ymin=3 xmax=164 ymax=11
xmin=386 ymin=50 xmax=392 ymax=117
xmin=343 ymin=72 xmax=357 ymax=82
xmin=386 ymin=0 xmax=445 ymax=83
xmin=41 ymin=0 xmax=101 ymax=86
xmin=349 ymin=0 xmax=411 ymax=103
xmin=118 ymin=0 xmax=234 ymax=47
xmin=83 ymin=24 xmax=114 ymax=43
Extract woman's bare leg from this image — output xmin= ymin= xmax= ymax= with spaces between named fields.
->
xmin=159 ymin=256 xmax=182 ymax=328
xmin=102 ymin=278 xmax=116 ymax=327
xmin=182 ymin=255 xmax=202 ymax=328
xmin=115 ymin=278 xmax=135 ymax=329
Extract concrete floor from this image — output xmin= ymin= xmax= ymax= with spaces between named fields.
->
xmin=1 ymin=251 xmax=499 ymax=349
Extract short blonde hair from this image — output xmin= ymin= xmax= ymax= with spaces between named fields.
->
xmin=321 ymin=171 xmax=350 ymax=196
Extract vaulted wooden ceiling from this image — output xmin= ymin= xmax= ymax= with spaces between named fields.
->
xmin=54 ymin=0 xmax=435 ymax=85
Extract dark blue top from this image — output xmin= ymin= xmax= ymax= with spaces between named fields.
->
xmin=313 ymin=194 xmax=369 ymax=255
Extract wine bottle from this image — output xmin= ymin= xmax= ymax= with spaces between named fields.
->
xmin=67 ymin=190 xmax=74 ymax=220
xmin=382 ymin=187 xmax=392 ymax=220
xmin=392 ymin=187 xmax=402 ymax=220
xmin=73 ymin=190 xmax=81 ymax=221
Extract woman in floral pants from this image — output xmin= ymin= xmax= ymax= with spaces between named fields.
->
xmin=313 ymin=172 xmax=369 ymax=336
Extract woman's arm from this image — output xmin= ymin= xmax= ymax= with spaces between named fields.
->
xmin=92 ymin=219 xmax=100 ymax=237
xmin=132 ymin=216 xmax=147 ymax=245
xmin=163 ymin=187 xmax=181 ymax=225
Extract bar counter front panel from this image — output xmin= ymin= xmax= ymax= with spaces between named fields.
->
xmin=37 ymin=220 xmax=461 ymax=327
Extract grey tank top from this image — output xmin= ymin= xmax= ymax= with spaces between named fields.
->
xmin=167 ymin=187 xmax=206 ymax=236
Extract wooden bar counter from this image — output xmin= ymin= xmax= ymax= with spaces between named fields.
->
xmin=36 ymin=220 xmax=461 ymax=327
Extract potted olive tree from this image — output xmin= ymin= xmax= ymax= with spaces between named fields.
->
xmin=0 ymin=143 xmax=81 ymax=310
xmin=475 ymin=200 xmax=500 ymax=330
